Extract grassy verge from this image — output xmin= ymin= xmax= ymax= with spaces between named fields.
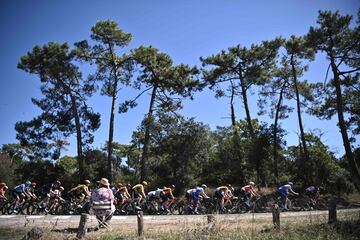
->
xmin=0 ymin=210 xmax=358 ymax=240
xmin=85 ymin=220 xmax=360 ymax=240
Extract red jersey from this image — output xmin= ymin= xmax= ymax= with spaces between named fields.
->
xmin=241 ymin=185 xmax=253 ymax=193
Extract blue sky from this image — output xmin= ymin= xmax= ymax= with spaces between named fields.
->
xmin=0 ymin=0 xmax=359 ymax=158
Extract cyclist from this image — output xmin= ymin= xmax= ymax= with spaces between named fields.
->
xmin=12 ymin=181 xmax=32 ymax=213
xmin=278 ymin=182 xmax=299 ymax=210
xmin=0 ymin=182 xmax=8 ymax=201
xmin=68 ymin=180 xmax=91 ymax=205
xmin=26 ymin=182 xmax=37 ymax=199
xmin=214 ymin=184 xmax=233 ymax=212
xmin=132 ymin=181 xmax=148 ymax=209
xmin=305 ymin=186 xmax=320 ymax=208
xmin=162 ymin=185 xmax=176 ymax=211
xmin=147 ymin=188 xmax=164 ymax=211
xmin=40 ymin=180 xmax=61 ymax=209
xmin=47 ymin=186 xmax=65 ymax=213
xmin=240 ymin=181 xmax=259 ymax=207
xmin=115 ymin=183 xmax=131 ymax=213
xmin=186 ymin=184 xmax=210 ymax=214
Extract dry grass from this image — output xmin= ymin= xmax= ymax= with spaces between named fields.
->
xmin=1 ymin=210 xmax=359 ymax=240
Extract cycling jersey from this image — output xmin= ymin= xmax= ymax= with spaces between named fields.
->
xmin=0 ymin=188 xmax=6 ymax=200
xmin=70 ymin=184 xmax=89 ymax=195
xmin=49 ymin=189 xmax=62 ymax=199
xmin=163 ymin=187 xmax=174 ymax=198
xmin=132 ymin=183 xmax=146 ymax=199
xmin=0 ymin=183 xmax=7 ymax=199
xmin=147 ymin=189 xmax=163 ymax=201
xmin=187 ymin=187 xmax=204 ymax=200
xmin=278 ymin=184 xmax=292 ymax=197
xmin=305 ymin=186 xmax=317 ymax=194
xmin=14 ymin=184 xmax=27 ymax=193
xmin=215 ymin=186 xmax=228 ymax=198
xmin=132 ymin=184 xmax=144 ymax=192
xmin=241 ymin=185 xmax=253 ymax=193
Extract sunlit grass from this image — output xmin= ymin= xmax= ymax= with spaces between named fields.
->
xmin=0 ymin=210 xmax=359 ymax=240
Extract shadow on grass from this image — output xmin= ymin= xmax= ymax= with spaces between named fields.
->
xmin=51 ymin=227 xmax=101 ymax=234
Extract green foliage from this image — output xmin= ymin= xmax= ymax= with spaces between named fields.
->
xmin=16 ymin=42 xmax=100 ymax=182
xmin=307 ymin=10 xmax=360 ymax=190
xmin=15 ymin=159 xmax=65 ymax=188
xmin=58 ymin=155 xmax=77 ymax=174
xmin=0 ymin=153 xmax=17 ymax=187
xmin=203 ymin=126 xmax=245 ymax=185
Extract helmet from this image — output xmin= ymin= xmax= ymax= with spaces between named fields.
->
xmin=227 ymin=184 xmax=232 ymax=188
xmin=142 ymin=181 xmax=148 ymax=186
xmin=171 ymin=184 xmax=175 ymax=189
xmin=201 ymin=184 xmax=207 ymax=189
xmin=4 ymin=186 xmax=8 ymax=190
xmin=249 ymin=181 xmax=255 ymax=186
xmin=31 ymin=182 xmax=36 ymax=187
xmin=84 ymin=180 xmax=91 ymax=185
xmin=59 ymin=186 xmax=64 ymax=191
xmin=25 ymin=181 xmax=31 ymax=186
xmin=288 ymin=182 xmax=294 ymax=186
xmin=55 ymin=180 xmax=61 ymax=186
xmin=117 ymin=182 xmax=123 ymax=187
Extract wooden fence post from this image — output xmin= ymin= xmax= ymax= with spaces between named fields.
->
xmin=272 ymin=204 xmax=280 ymax=229
xmin=76 ymin=213 xmax=89 ymax=239
xmin=328 ymin=198 xmax=337 ymax=224
xmin=137 ymin=211 xmax=144 ymax=236
xmin=207 ymin=214 xmax=215 ymax=224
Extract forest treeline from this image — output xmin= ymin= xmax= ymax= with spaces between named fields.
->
xmin=0 ymin=10 xmax=359 ymax=195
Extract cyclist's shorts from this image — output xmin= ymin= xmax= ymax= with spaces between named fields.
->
xmin=279 ymin=190 xmax=287 ymax=198
xmin=12 ymin=190 xmax=22 ymax=199
xmin=190 ymin=192 xmax=199 ymax=202
xmin=214 ymin=190 xmax=224 ymax=199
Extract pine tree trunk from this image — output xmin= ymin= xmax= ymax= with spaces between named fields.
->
xmin=291 ymin=56 xmax=310 ymax=185
xmin=239 ymin=75 xmax=255 ymax=139
xmin=141 ymin=85 xmax=157 ymax=182
xmin=107 ymin=45 xmax=119 ymax=183
xmin=107 ymin=89 xmax=117 ymax=183
xmin=230 ymin=81 xmax=237 ymax=130
xmin=70 ymin=95 xmax=84 ymax=182
xmin=59 ymin=79 xmax=84 ymax=182
xmin=273 ymin=83 xmax=286 ymax=181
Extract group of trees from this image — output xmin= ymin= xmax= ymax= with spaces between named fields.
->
xmin=1 ymin=10 xmax=359 ymax=194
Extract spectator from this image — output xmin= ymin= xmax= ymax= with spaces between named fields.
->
xmin=91 ymin=178 xmax=115 ymax=229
